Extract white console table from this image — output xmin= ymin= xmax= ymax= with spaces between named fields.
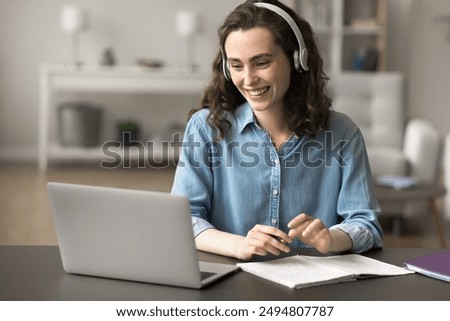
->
xmin=38 ymin=64 xmax=209 ymax=171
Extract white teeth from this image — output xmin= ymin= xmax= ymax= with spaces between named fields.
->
xmin=247 ymin=87 xmax=269 ymax=96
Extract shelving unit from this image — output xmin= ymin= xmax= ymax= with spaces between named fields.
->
xmin=294 ymin=0 xmax=387 ymax=76
xmin=38 ymin=64 xmax=209 ymax=171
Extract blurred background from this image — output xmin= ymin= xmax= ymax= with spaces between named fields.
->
xmin=1 ymin=0 xmax=450 ymax=247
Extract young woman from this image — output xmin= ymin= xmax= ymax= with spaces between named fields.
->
xmin=171 ymin=0 xmax=383 ymax=261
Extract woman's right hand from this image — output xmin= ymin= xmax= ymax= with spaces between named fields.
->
xmin=236 ymin=224 xmax=292 ymax=260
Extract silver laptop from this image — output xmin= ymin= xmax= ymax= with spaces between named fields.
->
xmin=47 ymin=182 xmax=239 ymax=289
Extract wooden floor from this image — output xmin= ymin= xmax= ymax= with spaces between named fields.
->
xmin=1 ymin=164 xmax=449 ymax=248
xmin=0 ymin=164 xmax=175 ymax=245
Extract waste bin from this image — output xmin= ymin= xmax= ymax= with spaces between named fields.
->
xmin=58 ymin=102 xmax=103 ymax=147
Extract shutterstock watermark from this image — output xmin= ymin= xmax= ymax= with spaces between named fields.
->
xmin=100 ymin=131 xmax=349 ymax=169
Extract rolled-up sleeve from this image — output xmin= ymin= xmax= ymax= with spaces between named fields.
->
xmin=171 ymin=111 xmax=216 ymax=237
xmin=334 ymin=128 xmax=384 ymax=253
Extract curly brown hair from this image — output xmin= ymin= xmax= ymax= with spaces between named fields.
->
xmin=190 ymin=0 xmax=331 ymax=140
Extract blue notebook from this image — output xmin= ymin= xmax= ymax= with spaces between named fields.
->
xmin=404 ymin=250 xmax=450 ymax=283
xmin=376 ymin=175 xmax=420 ymax=190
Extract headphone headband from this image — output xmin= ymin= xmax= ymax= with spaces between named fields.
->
xmin=222 ymin=2 xmax=309 ymax=81
xmin=254 ymin=2 xmax=308 ymax=72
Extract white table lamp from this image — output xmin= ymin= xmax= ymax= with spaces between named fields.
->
xmin=175 ymin=10 xmax=200 ymax=72
xmin=61 ymin=5 xmax=85 ymax=68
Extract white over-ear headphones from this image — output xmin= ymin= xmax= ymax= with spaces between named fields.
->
xmin=222 ymin=2 xmax=309 ymax=81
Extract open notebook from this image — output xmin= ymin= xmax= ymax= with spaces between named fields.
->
xmin=237 ymin=254 xmax=413 ymax=289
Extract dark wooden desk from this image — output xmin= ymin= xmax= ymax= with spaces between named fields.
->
xmin=375 ymin=183 xmax=447 ymax=248
xmin=1 ymin=246 xmax=449 ymax=301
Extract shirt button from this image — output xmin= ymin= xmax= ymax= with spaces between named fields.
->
xmin=273 ymin=158 xmax=279 ymax=165
xmin=271 ymin=218 xmax=278 ymax=224
xmin=272 ymin=189 xmax=279 ymax=195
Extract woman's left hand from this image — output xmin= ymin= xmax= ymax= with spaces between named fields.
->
xmin=287 ymin=213 xmax=332 ymax=253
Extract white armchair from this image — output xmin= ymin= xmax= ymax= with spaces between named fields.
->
xmin=329 ymin=72 xmax=441 ymax=218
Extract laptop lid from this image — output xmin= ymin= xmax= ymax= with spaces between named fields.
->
xmin=47 ymin=182 xmax=238 ymax=289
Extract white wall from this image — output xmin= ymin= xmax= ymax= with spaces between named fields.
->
xmin=406 ymin=0 xmax=450 ymax=137
xmin=0 ymin=0 xmax=241 ymax=162
xmin=386 ymin=0 xmax=450 ymax=139
xmin=1 ymin=0 xmax=450 ymax=163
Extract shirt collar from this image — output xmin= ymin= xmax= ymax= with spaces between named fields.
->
xmin=235 ymin=102 xmax=256 ymax=133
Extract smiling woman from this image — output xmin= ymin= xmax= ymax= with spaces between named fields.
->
xmin=224 ymin=27 xmax=292 ymax=135
xmin=170 ymin=0 xmax=383 ymax=261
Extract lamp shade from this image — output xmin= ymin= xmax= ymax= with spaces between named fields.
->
xmin=61 ymin=5 xmax=83 ymax=33
xmin=175 ymin=10 xmax=199 ymax=37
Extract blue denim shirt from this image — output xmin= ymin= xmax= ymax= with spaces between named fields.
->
xmin=171 ymin=102 xmax=383 ymax=253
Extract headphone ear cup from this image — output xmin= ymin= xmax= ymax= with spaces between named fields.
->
xmin=300 ymin=48 xmax=309 ymax=71
xmin=223 ymin=59 xmax=231 ymax=81
xmin=293 ymin=49 xmax=309 ymax=72
xmin=293 ymin=49 xmax=301 ymax=72
xmin=221 ymin=50 xmax=231 ymax=81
